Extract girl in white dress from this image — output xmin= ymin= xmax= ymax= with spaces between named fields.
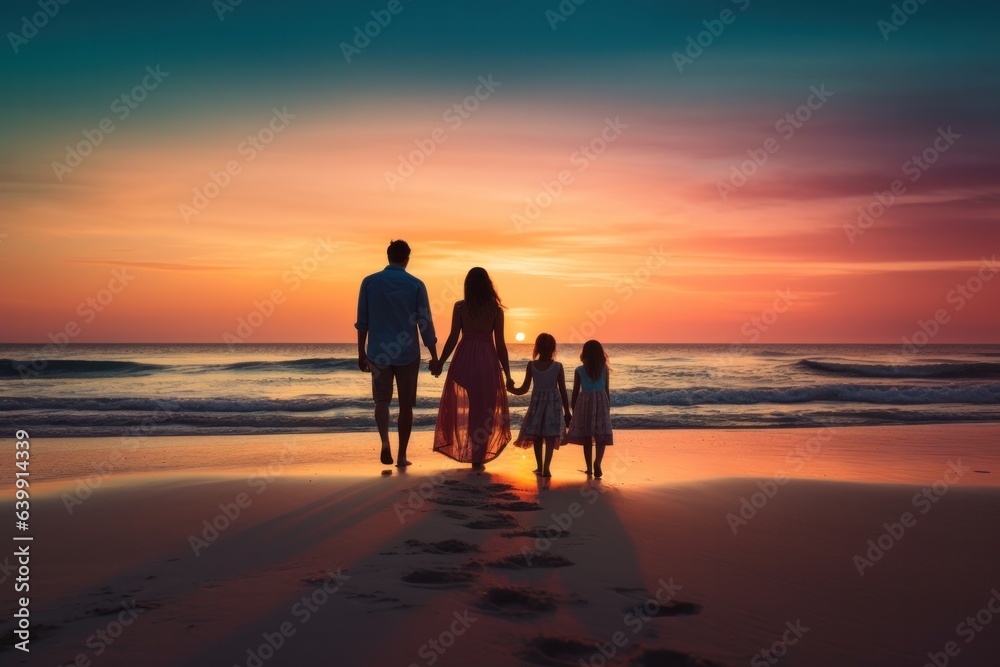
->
xmin=508 ymin=333 xmax=571 ymax=477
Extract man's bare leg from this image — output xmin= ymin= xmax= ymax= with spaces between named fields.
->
xmin=375 ymin=400 xmax=393 ymax=465
xmin=396 ymin=405 xmax=413 ymax=466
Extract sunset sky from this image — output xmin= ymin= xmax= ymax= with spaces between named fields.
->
xmin=1 ymin=0 xmax=998 ymax=344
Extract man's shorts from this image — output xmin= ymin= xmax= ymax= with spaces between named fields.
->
xmin=370 ymin=358 xmax=420 ymax=407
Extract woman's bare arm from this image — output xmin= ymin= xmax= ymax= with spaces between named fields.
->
xmin=510 ymin=362 xmax=532 ymax=395
xmin=438 ymin=301 xmax=463 ymax=366
xmin=493 ymin=309 xmax=512 ymax=383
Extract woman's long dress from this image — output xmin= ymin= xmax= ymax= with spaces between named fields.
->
xmin=433 ymin=331 xmax=511 ymax=463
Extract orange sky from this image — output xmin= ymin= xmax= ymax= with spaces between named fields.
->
xmin=2 ymin=100 xmax=997 ymax=345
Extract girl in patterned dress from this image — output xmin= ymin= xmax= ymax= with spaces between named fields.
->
xmin=565 ymin=340 xmax=613 ymax=478
xmin=509 ymin=333 xmax=571 ymax=478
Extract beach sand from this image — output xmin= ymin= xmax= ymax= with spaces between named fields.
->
xmin=4 ymin=425 xmax=1000 ymax=666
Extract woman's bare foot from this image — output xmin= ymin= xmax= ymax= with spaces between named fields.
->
xmin=472 ymin=463 xmax=486 ymax=472
xmin=395 ymin=460 xmax=412 ymax=468
xmin=594 ymin=463 xmax=602 ymax=479
xmin=380 ymin=446 xmax=393 ymax=465
xmin=542 ymin=469 xmax=551 ymax=478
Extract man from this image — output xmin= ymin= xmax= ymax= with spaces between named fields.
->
xmin=356 ymin=240 xmax=438 ymax=467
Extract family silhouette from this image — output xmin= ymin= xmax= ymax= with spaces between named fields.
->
xmin=356 ymin=240 xmax=614 ymax=477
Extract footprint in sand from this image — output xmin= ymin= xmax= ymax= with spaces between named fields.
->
xmin=464 ymin=513 xmax=519 ymax=530
xmin=0 ymin=623 xmax=61 ymax=646
xmin=484 ymin=500 xmax=544 ymax=512
xmin=341 ymin=589 xmax=416 ymax=614
xmin=519 ymin=636 xmax=725 ymax=667
xmin=429 ymin=495 xmax=482 ymax=507
xmin=629 ymin=648 xmax=726 ymax=666
xmin=518 ymin=636 xmax=605 ymax=666
xmin=478 ymin=586 xmax=558 ymax=617
xmin=502 ymin=527 xmax=570 ymax=539
xmin=84 ymin=601 xmax=163 ymax=618
xmin=611 ymin=587 xmax=703 ymax=617
xmin=404 ymin=538 xmax=480 ymax=554
xmin=483 ymin=552 xmax=574 ymax=569
xmin=401 ymin=568 xmax=479 ymax=587
xmin=477 ymin=586 xmax=586 ymax=618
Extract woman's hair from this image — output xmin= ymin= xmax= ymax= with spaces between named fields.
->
xmin=533 ymin=333 xmax=556 ymax=360
xmin=462 ymin=267 xmax=504 ymax=321
xmin=580 ymin=340 xmax=609 ymax=382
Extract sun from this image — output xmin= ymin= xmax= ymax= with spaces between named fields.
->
xmin=515 ymin=332 xmax=525 ymax=342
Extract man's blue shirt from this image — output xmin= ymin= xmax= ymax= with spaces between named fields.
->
xmin=355 ymin=265 xmax=436 ymax=365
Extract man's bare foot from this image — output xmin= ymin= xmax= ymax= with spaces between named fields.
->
xmin=472 ymin=463 xmax=486 ymax=472
xmin=396 ymin=460 xmax=412 ymax=468
xmin=542 ymin=469 xmax=551 ymax=478
xmin=380 ymin=447 xmax=393 ymax=465
xmin=584 ymin=468 xmax=593 ymax=476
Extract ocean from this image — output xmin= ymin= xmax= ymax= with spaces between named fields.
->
xmin=1 ymin=343 xmax=999 ymax=438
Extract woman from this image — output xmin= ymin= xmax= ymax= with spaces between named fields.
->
xmin=431 ymin=267 xmax=513 ymax=470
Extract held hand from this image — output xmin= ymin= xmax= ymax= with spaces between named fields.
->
xmin=506 ymin=378 xmax=516 ymax=393
xmin=358 ymin=354 xmax=371 ymax=373
xmin=429 ymin=359 xmax=442 ymax=377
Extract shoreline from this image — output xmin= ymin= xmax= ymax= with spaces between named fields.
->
xmin=3 ymin=424 xmax=999 ymax=665
xmin=9 ymin=423 xmax=1000 ymax=491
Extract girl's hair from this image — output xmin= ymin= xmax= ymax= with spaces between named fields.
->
xmin=580 ymin=340 xmax=609 ymax=382
xmin=532 ymin=333 xmax=556 ymax=360
xmin=462 ymin=267 xmax=505 ymax=321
